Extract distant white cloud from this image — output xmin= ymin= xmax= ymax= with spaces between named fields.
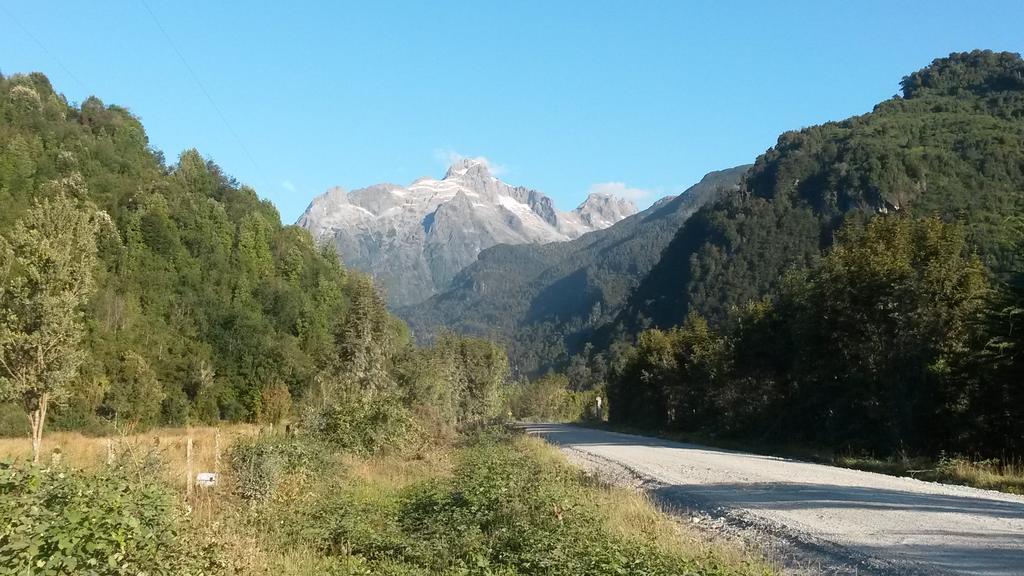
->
xmin=282 ymin=180 xmax=296 ymax=193
xmin=433 ymin=148 xmax=507 ymax=175
xmin=587 ymin=181 xmax=652 ymax=203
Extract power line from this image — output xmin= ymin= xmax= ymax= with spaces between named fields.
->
xmin=0 ymin=4 xmax=90 ymax=95
xmin=138 ymin=0 xmax=264 ymax=178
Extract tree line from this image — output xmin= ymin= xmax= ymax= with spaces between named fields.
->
xmin=608 ymin=216 xmax=1024 ymax=458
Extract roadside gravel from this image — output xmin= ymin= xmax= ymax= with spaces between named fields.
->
xmin=523 ymin=423 xmax=1024 ymax=576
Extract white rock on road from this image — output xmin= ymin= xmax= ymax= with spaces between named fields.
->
xmin=523 ymin=423 xmax=1024 ymax=576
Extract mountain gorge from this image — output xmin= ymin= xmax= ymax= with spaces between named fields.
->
xmin=298 ymin=159 xmax=636 ymax=306
xmin=401 ymin=165 xmax=749 ymax=374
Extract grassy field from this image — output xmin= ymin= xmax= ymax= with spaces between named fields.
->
xmin=0 ymin=425 xmax=260 ymax=491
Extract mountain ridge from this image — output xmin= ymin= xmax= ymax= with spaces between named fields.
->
xmin=298 ymin=158 xmax=636 ymax=306
xmin=399 ymin=165 xmax=749 ymax=374
xmin=609 ymin=49 xmax=1024 ymax=338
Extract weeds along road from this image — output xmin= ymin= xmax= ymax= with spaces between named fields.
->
xmin=523 ymin=423 xmax=1024 ymax=576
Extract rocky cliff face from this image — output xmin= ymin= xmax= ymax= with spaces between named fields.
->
xmin=297 ymin=159 xmax=636 ymax=306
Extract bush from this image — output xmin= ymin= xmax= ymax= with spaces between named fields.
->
xmin=228 ymin=434 xmax=326 ymax=501
xmin=0 ymin=403 xmax=29 ymax=437
xmin=0 ymin=461 xmax=219 ymax=575
xmin=510 ymin=374 xmax=600 ymax=422
xmin=282 ymin=431 xmax=729 ymax=575
xmin=302 ymin=391 xmax=412 ymax=455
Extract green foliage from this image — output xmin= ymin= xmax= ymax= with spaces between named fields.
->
xmin=104 ymin=351 xmax=164 ymax=427
xmin=611 ymin=216 xmax=998 ymax=456
xmin=228 ymin=434 xmax=327 ymax=502
xmin=964 ymin=257 xmax=1024 ymax=454
xmin=778 ymin=217 xmax=989 ymax=451
xmin=619 ymin=50 xmax=1024 ymax=332
xmin=257 ymin=432 xmax=756 ymax=576
xmin=303 ymin=388 xmax=412 ymax=455
xmin=509 ymin=373 xmax=599 ymax=422
xmin=0 ymin=461 xmax=219 ymax=575
xmin=0 ymin=73 xmax=404 ymax=430
xmin=436 ymin=334 xmax=509 ymax=426
xmin=0 ymin=181 xmax=101 ymax=458
xmin=609 ymin=313 xmax=728 ymax=430
xmin=900 ymin=50 xmax=1024 ymax=98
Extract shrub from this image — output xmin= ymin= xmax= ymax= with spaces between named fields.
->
xmin=228 ymin=434 xmax=326 ymax=501
xmin=0 ymin=461 xmax=219 ymax=575
xmin=0 ymin=402 xmax=29 ymax=437
xmin=302 ymin=391 xmax=412 ymax=455
xmin=510 ymin=374 xmax=600 ymax=422
xmin=287 ymin=431 xmax=726 ymax=575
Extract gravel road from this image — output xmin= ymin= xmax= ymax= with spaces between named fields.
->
xmin=522 ymin=423 xmax=1024 ymax=576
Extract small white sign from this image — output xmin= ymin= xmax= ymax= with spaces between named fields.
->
xmin=196 ymin=472 xmax=217 ymax=487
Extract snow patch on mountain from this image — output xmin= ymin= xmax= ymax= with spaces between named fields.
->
xmin=297 ymin=159 xmax=637 ymax=306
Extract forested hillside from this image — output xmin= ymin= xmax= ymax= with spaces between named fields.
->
xmin=401 ymin=165 xmax=748 ymax=375
xmin=614 ymin=50 xmax=1024 ymax=334
xmin=604 ymin=51 xmax=1024 ymax=459
xmin=0 ymin=72 xmax=418 ymax=433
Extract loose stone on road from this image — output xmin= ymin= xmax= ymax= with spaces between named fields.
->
xmin=523 ymin=423 xmax=1024 ymax=576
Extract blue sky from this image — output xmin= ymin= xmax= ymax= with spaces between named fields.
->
xmin=2 ymin=1 xmax=1022 ymax=222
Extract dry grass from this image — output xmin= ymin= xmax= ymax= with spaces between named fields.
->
xmin=513 ymin=434 xmax=775 ymax=575
xmin=836 ymin=454 xmax=1024 ymax=495
xmin=0 ymin=425 xmax=260 ymax=491
xmin=340 ymin=445 xmax=455 ymax=490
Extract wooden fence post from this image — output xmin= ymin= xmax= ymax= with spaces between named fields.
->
xmin=186 ymin=436 xmax=194 ymax=498
xmin=214 ymin=430 xmax=221 ymax=491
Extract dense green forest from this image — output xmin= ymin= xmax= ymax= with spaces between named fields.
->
xmin=0 ymin=71 xmax=509 ymax=441
xmin=603 ymin=51 xmax=1024 ymax=458
xmin=609 ymin=216 xmax=1023 ymax=456
xmin=401 ymin=166 xmax=748 ymax=376
xmin=613 ymin=50 xmax=1024 ymax=333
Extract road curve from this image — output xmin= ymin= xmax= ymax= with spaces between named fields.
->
xmin=523 ymin=423 xmax=1024 ymax=576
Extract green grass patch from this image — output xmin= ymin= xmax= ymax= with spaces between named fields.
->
xmin=227 ymin=428 xmax=772 ymax=575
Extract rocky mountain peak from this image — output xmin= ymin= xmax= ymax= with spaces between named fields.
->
xmin=573 ymin=193 xmax=638 ymax=229
xmin=444 ymin=158 xmax=492 ymax=180
xmin=297 ymin=162 xmax=638 ymax=307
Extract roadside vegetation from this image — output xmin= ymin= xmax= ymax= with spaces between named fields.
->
xmin=833 ymin=454 xmax=1024 ymax=495
xmin=0 ymin=425 xmax=774 ymax=576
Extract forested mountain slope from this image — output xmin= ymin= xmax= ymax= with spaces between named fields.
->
xmin=613 ymin=50 xmax=1024 ymax=334
xmin=401 ymin=165 xmax=748 ymax=374
xmin=0 ymin=72 xmax=402 ymax=430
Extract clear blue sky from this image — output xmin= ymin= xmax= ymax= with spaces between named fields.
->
xmin=2 ymin=1 xmax=1022 ymax=221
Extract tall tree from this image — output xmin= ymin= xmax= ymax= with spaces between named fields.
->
xmin=787 ymin=217 xmax=989 ymax=451
xmin=0 ymin=176 xmax=100 ymax=461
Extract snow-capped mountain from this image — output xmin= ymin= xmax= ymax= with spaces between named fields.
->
xmin=297 ymin=158 xmax=637 ymax=306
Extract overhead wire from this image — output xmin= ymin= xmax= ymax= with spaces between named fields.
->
xmin=0 ymin=4 xmax=90 ymax=95
xmin=138 ymin=0 xmax=265 ymax=180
